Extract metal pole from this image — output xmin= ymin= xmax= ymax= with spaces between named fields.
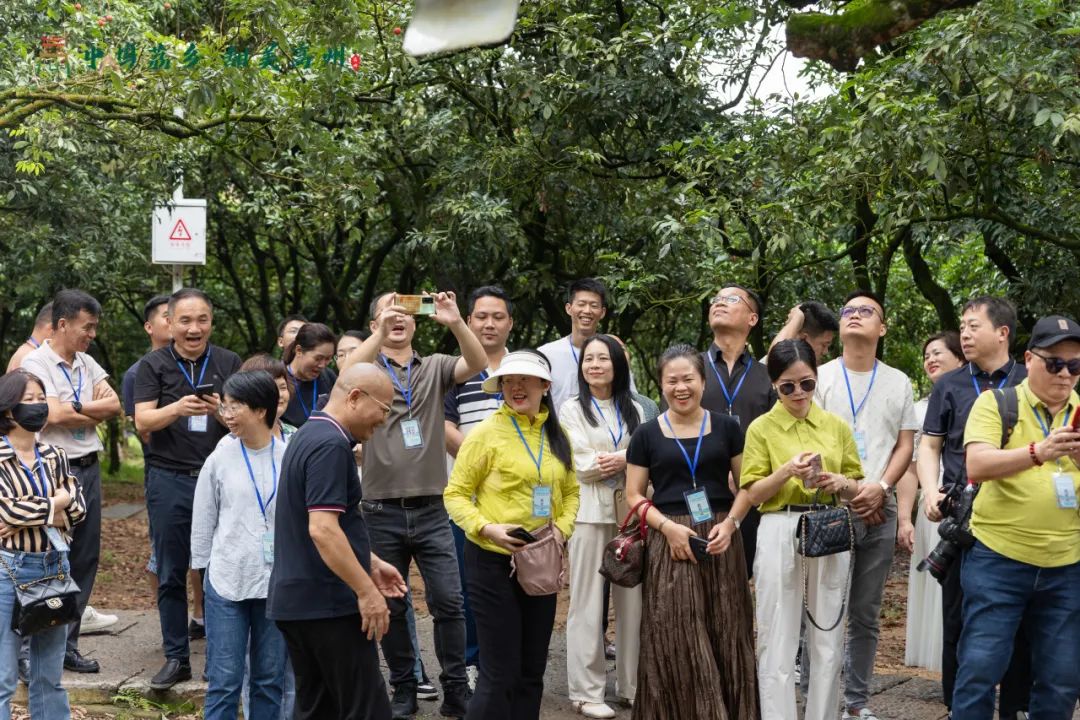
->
xmin=172 ymin=265 xmax=183 ymax=292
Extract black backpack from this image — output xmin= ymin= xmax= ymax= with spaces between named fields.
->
xmin=991 ymin=387 xmax=1020 ymax=448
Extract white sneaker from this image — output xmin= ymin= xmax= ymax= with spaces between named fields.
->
xmin=842 ymin=709 xmax=879 ymax=720
xmin=80 ymin=606 xmax=118 ymax=634
xmin=465 ymin=665 xmax=479 ymax=691
xmin=574 ymin=701 xmax=616 ymax=719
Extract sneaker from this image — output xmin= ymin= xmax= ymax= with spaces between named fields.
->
xmin=439 ymin=683 xmax=471 ymax=718
xmin=17 ymin=657 xmax=29 ymax=685
xmin=391 ymin=682 xmax=418 ymax=719
xmin=465 ymin=665 xmax=479 ymax=691
xmin=793 ymin=658 xmax=802 ymax=685
xmin=604 ymin=642 xmax=616 ymax=660
xmin=188 ymin=618 xmax=206 ymax=640
xmin=80 ymin=606 xmax=118 ymax=634
xmin=417 ymin=677 xmax=439 ymax=701
xmin=842 ymin=709 xmax=880 ymax=720
xmin=574 ymin=701 xmax=617 ymax=718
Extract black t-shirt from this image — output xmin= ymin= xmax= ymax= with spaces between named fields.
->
xmin=133 ymin=343 xmax=242 ymax=472
xmin=281 ymin=367 xmax=338 ymax=428
xmin=267 ymin=411 xmax=371 ymax=621
xmin=626 ymin=411 xmax=744 ymax=516
xmin=700 ymin=345 xmax=776 ymax=435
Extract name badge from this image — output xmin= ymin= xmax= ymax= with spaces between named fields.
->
xmin=401 ymin=418 xmax=424 ymax=449
xmin=44 ymin=527 xmax=70 ymax=553
xmin=532 ymin=485 xmax=552 ymax=518
xmin=262 ymin=531 xmax=275 ymax=564
xmin=853 ymin=430 xmax=868 ymax=461
xmin=683 ymin=487 xmax=713 ymax=525
xmin=71 ymin=428 xmax=86 ymax=442
xmin=729 ymin=414 xmax=741 ymax=428
xmin=1053 ymin=472 xmax=1078 ymax=509
xmin=189 ymin=414 xmax=208 ymax=433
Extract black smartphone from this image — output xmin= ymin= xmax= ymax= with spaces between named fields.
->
xmin=508 ymin=527 xmax=538 ymax=544
xmin=195 ymin=383 xmax=216 ymax=398
xmin=689 ymin=535 xmax=710 ymax=562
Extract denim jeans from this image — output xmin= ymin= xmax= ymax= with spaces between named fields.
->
xmin=360 ymin=499 xmax=467 ymax=688
xmin=450 ymin=519 xmax=480 ymax=667
xmin=953 ymin=541 xmax=1080 ymax=720
xmin=145 ymin=465 xmax=198 ymax=660
xmin=405 ymin=588 xmax=427 ymax=682
xmin=241 ymin=651 xmax=295 ymax=720
xmin=0 ymin=550 xmax=72 ymax=720
xmin=203 ymin=577 xmax=287 ymax=720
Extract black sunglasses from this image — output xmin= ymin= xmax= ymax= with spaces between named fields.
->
xmin=1031 ymin=351 xmax=1080 ymax=377
xmin=777 ymin=378 xmax=817 ymax=396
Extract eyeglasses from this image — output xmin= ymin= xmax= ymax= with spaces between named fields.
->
xmin=840 ymin=305 xmax=882 ymax=320
xmin=219 ymin=403 xmax=244 ymax=416
xmin=776 ymin=378 xmax=817 ymax=396
xmin=1030 ymin=351 xmax=1080 ymax=377
xmin=710 ymin=294 xmax=747 ymax=307
xmin=361 ymin=390 xmax=392 ymax=416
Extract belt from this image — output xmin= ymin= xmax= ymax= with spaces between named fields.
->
xmin=778 ymin=504 xmax=817 ymax=513
xmin=148 ymin=464 xmax=202 ymax=477
xmin=68 ymin=453 xmax=99 ymax=468
xmin=379 ymin=495 xmax=443 ymax=509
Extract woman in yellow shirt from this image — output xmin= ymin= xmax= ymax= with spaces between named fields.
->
xmin=712 ymin=339 xmax=863 ymax=720
xmin=444 ymin=349 xmax=579 ymax=720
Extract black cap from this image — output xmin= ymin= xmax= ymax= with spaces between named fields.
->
xmin=1028 ymin=315 xmax=1080 ymax=350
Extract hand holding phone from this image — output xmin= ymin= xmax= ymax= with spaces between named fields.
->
xmin=195 ymin=383 xmax=216 ymax=399
xmin=805 ymin=453 xmax=823 ymax=489
xmin=394 ymin=294 xmax=436 ymax=316
xmin=508 ymin=527 xmax=538 ymax=544
xmin=1071 ymin=406 xmax=1080 ymax=431
xmin=689 ymin=535 xmax=710 ymax=562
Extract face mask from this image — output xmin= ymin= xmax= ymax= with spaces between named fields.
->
xmin=12 ymin=403 xmax=49 ymax=433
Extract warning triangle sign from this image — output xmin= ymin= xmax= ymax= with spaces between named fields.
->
xmin=169 ymin=218 xmax=192 ymax=242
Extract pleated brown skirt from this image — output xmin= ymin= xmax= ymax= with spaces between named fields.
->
xmin=632 ymin=512 xmax=760 ymax=720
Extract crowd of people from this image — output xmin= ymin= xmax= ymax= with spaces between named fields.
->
xmin=0 ymin=279 xmax=1078 ymax=720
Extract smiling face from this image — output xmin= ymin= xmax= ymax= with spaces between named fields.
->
xmin=274 ymin=376 xmax=290 ymax=420
xmin=370 ymin=292 xmax=416 ymax=348
xmin=169 ymin=297 xmax=213 ymax=357
xmin=56 ymin=309 xmax=99 ymax=355
xmin=294 ymin=342 xmax=335 ymax=382
xmin=660 ymin=356 xmax=704 ymax=415
xmin=468 ymin=296 xmax=513 ymax=352
xmin=708 ymin=286 xmax=758 ymax=337
xmin=565 ymin=290 xmax=605 ymax=336
xmin=581 ymin=338 xmax=615 ymax=392
xmin=220 ymin=394 xmax=268 ymax=438
xmin=923 ymin=338 xmax=964 ymax=384
xmin=775 ymin=360 xmax=817 ymax=418
xmin=500 ymin=374 xmax=549 ymax=417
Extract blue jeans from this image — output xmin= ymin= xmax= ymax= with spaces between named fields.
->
xmin=0 ymin=550 xmax=72 ymax=720
xmin=450 ymin=519 xmax=480 ymax=667
xmin=953 ymin=541 xmax=1080 ymax=720
xmin=203 ymin=577 xmax=287 ymax=720
xmin=241 ymin=646 xmax=296 ymax=720
xmin=360 ymin=499 xmax=467 ymax=688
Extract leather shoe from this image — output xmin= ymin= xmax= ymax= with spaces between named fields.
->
xmin=391 ymin=681 xmax=418 ymax=719
xmin=150 ymin=658 xmax=192 ymax=690
xmin=17 ymin=657 xmax=29 ymax=685
xmin=440 ymin=682 xmax=471 ymax=718
xmin=63 ymin=650 xmax=100 ymax=673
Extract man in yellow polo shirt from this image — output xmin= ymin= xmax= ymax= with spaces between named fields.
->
xmin=954 ymin=315 xmax=1080 ymax=720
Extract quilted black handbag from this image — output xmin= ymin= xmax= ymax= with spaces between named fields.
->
xmin=0 ymin=553 xmax=81 ymax=636
xmin=796 ymin=494 xmax=854 ymax=632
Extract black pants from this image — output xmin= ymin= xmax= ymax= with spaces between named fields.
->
xmin=277 ymin=614 xmax=391 ymax=720
xmin=465 ymin=542 xmax=556 ymax=720
xmin=66 ymin=460 xmax=101 ymax=653
xmin=942 ymin=556 xmax=1031 ymax=714
xmin=145 ymin=464 xmax=197 ymax=661
xmin=739 ymin=506 xmax=761 ymax=579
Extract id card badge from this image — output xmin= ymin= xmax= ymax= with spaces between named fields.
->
xmin=401 ymin=418 xmax=424 ymax=449
xmin=71 ymin=428 xmax=86 ymax=442
xmin=729 ymin=414 xmax=740 ymax=428
xmin=44 ymin=526 xmax=70 ymax=553
xmin=262 ymin=531 xmax=275 ymax=564
xmin=853 ymin=430 xmax=868 ymax=461
xmin=189 ymin=414 xmax=208 ymax=433
xmin=532 ymin=486 xmax=552 ymax=518
xmin=1053 ymin=472 xmax=1078 ymax=509
xmin=683 ymin=487 xmax=713 ymax=525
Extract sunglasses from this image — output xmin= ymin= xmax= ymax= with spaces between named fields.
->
xmin=776 ymin=378 xmax=817 ymax=396
xmin=840 ymin=305 xmax=882 ymax=320
xmin=1030 ymin=351 xmax=1080 ymax=377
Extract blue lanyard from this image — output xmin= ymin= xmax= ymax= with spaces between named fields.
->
xmin=567 ymin=338 xmax=580 ymax=366
xmin=240 ymin=438 xmax=278 ymax=523
xmin=2 ymin=436 xmax=48 ymax=497
xmin=840 ymin=358 xmax=878 ymax=428
xmin=707 ymin=352 xmax=751 ymax=414
xmin=590 ymin=397 xmax=624 ymax=449
xmin=479 ymin=370 xmax=502 ymax=401
xmin=380 ymin=354 xmax=413 ymax=412
xmin=58 ymin=363 xmax=83 ymax=403
xmin=970 ymin=364 xmax=1011 ymax=396
xmin=26 ymin=337 xmax=40 ymax=349
xmin=1031 ymin=404 xmax=1070 ymax=439
xmin=510 ymin=416 xmax=545 ymax=485
xmin=173 ymin=347 xmax=211 ymax=392
xmin=663 ymin=411 xmax=707 ymax=487
xmin=287 ymin=366 xmax=318 ymax=418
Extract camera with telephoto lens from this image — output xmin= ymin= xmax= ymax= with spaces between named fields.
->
xmin=917 ymin=482 xmax=977 ymax=583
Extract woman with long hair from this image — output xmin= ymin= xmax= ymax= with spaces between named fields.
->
xmin=444 ymin=349 xmax=579 ymax=720
xmin=561 ymin=334 xmax=643 ymax=718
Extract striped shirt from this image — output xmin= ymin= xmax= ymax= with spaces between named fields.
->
xmin=444 ymin=370 xmax=503 ymax=436
xmin=0 ymin=441 xmax=87 ymax=553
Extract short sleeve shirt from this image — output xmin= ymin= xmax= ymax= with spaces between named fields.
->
xmin=21 ymin=341 xmax=109 ymax=457
xmin=133 ymin=343 xmax=242 ymax=472
xmin=281 ymin=367 xmax=337 ymax=428
xmin=700 ymin=345 xmax=776 ymax=435
xmin=122 ymin=358 xmax=142 ymax=418
xmin=444 ymin=370 xmax=502 ymax=436
xmin=268 ymin=412 xmax=371 ymax=621
xmin=626 ymin=411 xmax=743 ymax=517
xmin=360 ymin=352 xmax=459 ymax=499
xmin=922 ymin=360 xmax=1026 ymax=487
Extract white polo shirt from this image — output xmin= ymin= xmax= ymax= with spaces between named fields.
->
xmin=22 ymin=341 xmax=108 ymax=458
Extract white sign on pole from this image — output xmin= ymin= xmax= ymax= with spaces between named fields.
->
xmin=152 ymin=198 xmax=207 ymax=265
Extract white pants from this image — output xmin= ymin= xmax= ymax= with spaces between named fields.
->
xmin=755 ymin=511 xmax=850 ymax=720
xmin=566 ymin=522 xmax=641 ymax=704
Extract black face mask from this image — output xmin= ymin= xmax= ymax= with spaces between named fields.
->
xmin=12 ymin=403 xmax=49 ymax=433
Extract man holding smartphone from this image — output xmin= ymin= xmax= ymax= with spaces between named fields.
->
xmin=134 ymin=288 xmax=242 ymax=690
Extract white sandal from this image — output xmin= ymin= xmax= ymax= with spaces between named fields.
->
xmin=573 ymin=701 xmax=617 ymax=718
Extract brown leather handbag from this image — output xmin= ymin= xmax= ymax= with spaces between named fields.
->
xmin=599 ymin=499 xmax=653 ymax=588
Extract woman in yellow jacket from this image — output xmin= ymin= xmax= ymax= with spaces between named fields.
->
xmin=444 ymin=349 xmax=579 ymax=720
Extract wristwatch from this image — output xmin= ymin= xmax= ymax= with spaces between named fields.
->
xmin=72 ymin=400 xmax=83 ymax=414
xmin=878 ymin=479 xmax=892 ymax=495
xmin=729 ymin=516 xmax=741 ymax=529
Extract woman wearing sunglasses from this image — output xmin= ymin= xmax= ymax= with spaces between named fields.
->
xmin=711 ymin=339 xmax=863 ymax=720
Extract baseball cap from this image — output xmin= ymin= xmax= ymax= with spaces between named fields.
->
xmin=1028 ymin=315 xmax=1080 ymax=350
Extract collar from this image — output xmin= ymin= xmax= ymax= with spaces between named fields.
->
xmin=169 ymin=341 xmax=211 ymax=364
xmin=381 ymin=350 xmax=421 ymax=369
xmin=771 ymin=398 xmax=825 ymax=431
xmin=40 ymin=340 xmax=83 ymax=370
xmin=968 ymin=358 xmax=1015 ymax=379
xmin=709 ymin=343 xmax=752 ymax=369
xmin=497 ymin=403 xmax=549 ymax=429
xmin=308 ymin=411 xmax=356 ymax=444
xmin=1018 ymin=379 xmax=1078 ymax=421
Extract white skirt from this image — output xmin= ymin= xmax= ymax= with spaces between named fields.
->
xmin=905 ymin=510 xmax=943 ymax=671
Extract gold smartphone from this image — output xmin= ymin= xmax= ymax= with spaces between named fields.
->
xmin=394 ymin=294 xmax=436 ymax=316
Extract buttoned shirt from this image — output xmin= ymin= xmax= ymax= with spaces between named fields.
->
xmin=700 ymin=345 xmax=775 ymax=435
xmin=0 ymin=442 xmax=86 ymax=553
xmin=21 ymin=341 xmax=108 ymax=457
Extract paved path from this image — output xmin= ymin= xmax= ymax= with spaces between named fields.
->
xmin=13 ymin=609 xmax=1044 ymax=719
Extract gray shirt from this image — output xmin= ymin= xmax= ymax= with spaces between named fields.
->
xmin=191 ymin=435 xmax=286 ymax=602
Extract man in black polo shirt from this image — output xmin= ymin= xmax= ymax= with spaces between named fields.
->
xmin=700 ymin=283 xmax=776 ymax=576
xmin=269 ymin=363 xmax=407 ymax=720
xmin=134 ymin=288 xmax=242 ymax=690
xmin=917 ymin=295 xmax=1030 ymax=720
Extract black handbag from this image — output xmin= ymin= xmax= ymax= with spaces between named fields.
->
xmin=0 ymin=553 xmax=81 ymax=636
xmin=796 ymin=494 xmax=854 ymax=632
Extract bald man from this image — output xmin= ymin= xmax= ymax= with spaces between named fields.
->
xmin=268 ymin=364 xmax=407 ymax=720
